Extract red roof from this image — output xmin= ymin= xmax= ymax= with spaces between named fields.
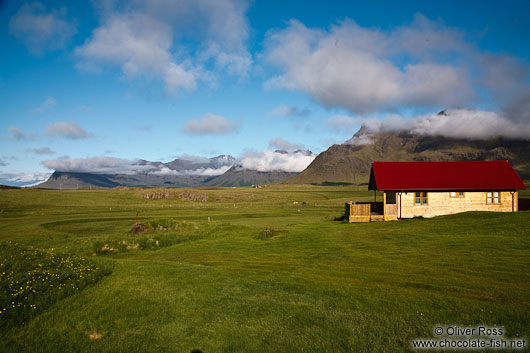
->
xmin=369 ymin=160 xmax=526 ymax=191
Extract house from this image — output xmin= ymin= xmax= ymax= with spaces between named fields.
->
xmin=345 ymin=160 xmax=526 ymax=222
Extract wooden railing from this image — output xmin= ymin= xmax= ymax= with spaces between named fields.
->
xmin=345 ymin=202 xmax=398 ymax=222
xmin=345 ymin=202 xmax=371 ymax=222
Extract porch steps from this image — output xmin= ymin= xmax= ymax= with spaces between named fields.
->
xmin=370 ymin=214 xmax=385 ymax=222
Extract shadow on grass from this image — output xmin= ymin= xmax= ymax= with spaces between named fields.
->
xmin=519 ymin=198 xmax=530 ymax=211
xmin=311 ymin=181 xmax=354 ymax=186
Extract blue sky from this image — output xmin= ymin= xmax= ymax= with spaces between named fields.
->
xmin=1 ymin=0 xmax=530 ymax=185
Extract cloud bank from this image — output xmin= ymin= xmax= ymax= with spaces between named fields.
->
xmin=149 ymin=165 xmax=231 ymax=177
xmin=333 ymin=109 xmax=530 ymax=145
xmin=238 ymin=150 xmax=315 ymax=172
xmin=41 ymin=156 xmax=231 ymax=176
xmin=42 ymin=157 xmax=154 ymax=175
xmin=42 ymin=149 xmax=316 ymax=175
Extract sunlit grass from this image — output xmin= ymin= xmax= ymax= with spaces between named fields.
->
xmin=0 ymin=185 xmax=528 ymax=352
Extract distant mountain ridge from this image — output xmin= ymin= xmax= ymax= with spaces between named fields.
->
xmin=37 ymin=154 xmax=300 ymax=189
xmin=36 ymin=130 xmax=530 ymax=189
xmin=284 ymin=128 xmax=530 ymax=185
xmin=205 ymin=166 xmax=297 ymax=187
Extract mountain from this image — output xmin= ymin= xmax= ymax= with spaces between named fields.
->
xmin=164 ymin=155 xmax=235 ymax=171
xmin=205 ymin=166 xmax=298 ymax=187
xmin=37 ymin=154 xmax=302 ymax=189
xmin=284 ymin=128 xmax=530 ymax=185
xmin=38 ymin=171 xmax=212 ymax=189
xmin=37 ymin=155 xmax=233 ymax=189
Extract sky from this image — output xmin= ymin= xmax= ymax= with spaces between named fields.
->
xmin=1 ymin=0 xmax=530 ymax=185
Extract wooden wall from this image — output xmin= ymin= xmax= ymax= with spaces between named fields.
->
xmin=397 ymin=191 xmax=518 ymax=218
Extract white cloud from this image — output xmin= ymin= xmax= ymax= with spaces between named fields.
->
xmin=30 ymin=97 xmax=57 ymax=113
xmin=342 ymin=109 xmax=530 ymax=143
xmin=269 ymin=105 xmax=311 ymax=118
xmin=8 ymin=2 xmax=76 ymax=55
xmin=27 ymin=147 xmax=56 ymax=155
xmin=42 ymin=156 xmax=155 ymax=175
xmin=8 ymin=126 xmax=34 ymax=140
xmin=0 ymin=171 xmax=52 ymax=187
xmin=149 ymin=165 xmax=231 ymax=176
xmin=45 ymin=121 xmax=92 ymax=139
xmin=41 ymin=154 xmax=235 ymax=176
xmin=264 ymin=16 xmax=474 ymax=114
xmin=326 ymin=115 xmax=365 ymax=132
xmin=239 ymin=150 xmax=315 ymax=172
xmin=268 ymin=138 xmax=305 ymax=151
xmin=75 ymin=0 xmax=251 ymax=93
xmin=0 ymin=159 xmax=8 ymax=167
xmin=182 ymin=113 xmax=239 ymax=135
xmin=76 ymin=13 xmax=196 ymax=93
xmin=40 ymin=150 xmax=313 ymax=175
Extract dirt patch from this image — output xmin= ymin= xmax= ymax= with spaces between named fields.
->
xmin=256 ymin=228 xmax=286 ymax=240
xmin=180 ymin=190 xmax=209 ymax=202
xmin=143 ymin=192 xmax=172 ymax=200
xmin=88 ymin=332 xmax=103 ymax=340
xmin=130 ymin=223 xmax=146 ymax=234
xmin=99 ymin=244 xmax=118 ymax=254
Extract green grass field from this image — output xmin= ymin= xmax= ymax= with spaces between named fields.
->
xmin=1 ymin=185 xmax=529 ymax=352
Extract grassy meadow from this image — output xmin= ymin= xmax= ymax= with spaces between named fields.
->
xmin=0 ymin=185 xmax=529 ymax=352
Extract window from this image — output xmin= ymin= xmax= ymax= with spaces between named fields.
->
xmin=415 ymin=192 xmax=428 ymax=205
xmin=450 ymin=191 xmax=465 ymax=198
xmin=386 ymin=191 xmax=397 ymax=204
xmin=487 ymin=191 xmax=500 ymax=204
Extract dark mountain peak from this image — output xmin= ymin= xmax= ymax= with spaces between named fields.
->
xmin=163 ymin=154 xmax=235 ymax=172
xmin=285 ymin=129 xmax=530 ymax=185
xmin=293 ymin=149 xmax=314 ymax=156
xmin=344 ymin=125 xmax=377 ymax=146
xmin=211 ymin=155 xmax=235 ymax=161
